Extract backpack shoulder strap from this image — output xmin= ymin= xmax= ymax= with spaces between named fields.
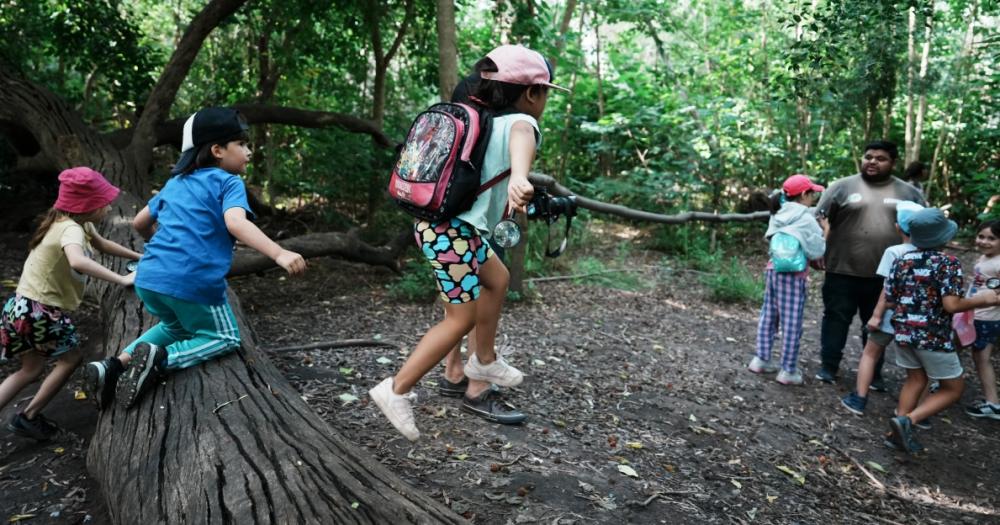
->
xmin=476 ymin=169 xmax=511 ymax=196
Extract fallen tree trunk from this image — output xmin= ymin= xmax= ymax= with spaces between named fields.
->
xmin=89 ymin=278 xmax=462 ymax=523
xmin=229 ymin=231 xmax=403 ymax=276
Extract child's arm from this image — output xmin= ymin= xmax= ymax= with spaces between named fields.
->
xmin=507 ymin=120 xmax=537 ymax=213
xmin=64 ymin=244 xmax=134 ymax=286
xmin=223 ymin=208 xmax=306 ymax=276
xmin=867 ymin=288 xmax=888 ymax=332
xmin=943 ymin=291 xmax=1000 ymax=314
xmin=133 ymin=206 xmax=157 ymax=241
xmin=90 ymin=229 xmax=142 ymax=260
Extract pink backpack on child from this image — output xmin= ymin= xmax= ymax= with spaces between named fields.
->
xmin=388 ymin=102 xmax=508 ymax=222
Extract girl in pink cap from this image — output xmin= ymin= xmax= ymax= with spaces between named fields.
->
xmin=748 ymin=174 xmax=827 ymax=385
xmin=370 ymin=44 xmax=567 ymax=440
xmin=0 ymin=167 xmax=140 ymax=440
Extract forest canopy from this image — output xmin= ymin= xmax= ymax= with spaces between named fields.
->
xmin=1 ymin=0 xmax=997 ymax=237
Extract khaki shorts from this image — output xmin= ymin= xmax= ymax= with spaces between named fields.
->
xmin=895 ymin=345 xmax=963 ymax=380
xmin=867 ymin=329 xmax=893 ymax=347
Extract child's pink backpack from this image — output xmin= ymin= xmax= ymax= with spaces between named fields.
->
xmin=388 ymin=102 xmax=508 ymax=222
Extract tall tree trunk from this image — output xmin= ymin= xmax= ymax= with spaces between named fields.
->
xmin=510 ymin=0 xmax=578 ymax=296
xmin=911 ymin=9 xmax=934 ymax=163
xmin=904 ymin=6 xmax=917 ymax=163
xmin=436 ymin=0 xmax=458 ymax=101
xmin=364 ymin=0 xmax=416 ymax=225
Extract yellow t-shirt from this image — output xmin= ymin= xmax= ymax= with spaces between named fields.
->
xmin=16 ymin=220 xmax=96 ymax=310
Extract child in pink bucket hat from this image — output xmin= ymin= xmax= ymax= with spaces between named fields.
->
xmin=0 ymin=167 xmax=140 ymax=440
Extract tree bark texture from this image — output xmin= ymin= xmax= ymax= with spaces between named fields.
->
xmin=88 ymin=286 xmax=462 ymax=524
xmin=436 ymin=0 xmax=459 ymax=101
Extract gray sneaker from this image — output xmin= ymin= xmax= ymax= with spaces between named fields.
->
xmin=748 ymin=357 xmax=779 ymax=374
xmin=369 ymin=377 xmax=419 ymax=441
xmin=116 ymin=343 xmax=167 ymax=409
xmin=966 ymin=400 xmax=1000 ymax=420
xmin=464 ymin=353 xmax=523 ymax=387
xmin=889 ymin=416 xmax=924 ymax=454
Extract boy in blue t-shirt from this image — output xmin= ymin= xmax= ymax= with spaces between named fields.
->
xmin=883 ymin=208 xmax=1000 ymax=453
xmin=82 ymin=107 xmax=307 ymax=410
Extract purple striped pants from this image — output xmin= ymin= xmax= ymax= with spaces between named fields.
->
xmin=755 ymin=269 xmax=808 ymax=373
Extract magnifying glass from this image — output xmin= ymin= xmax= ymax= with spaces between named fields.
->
xmin=987 ymin=277 xmax=1000 ymax=290
xmin=492 ymin=217 xmax=522 ymax=249
xmin=126 ymin=261 xmax=138 ymax=272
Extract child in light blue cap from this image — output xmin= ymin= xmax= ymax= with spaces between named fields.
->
xmin=841 ymin=201 xmax=924 ymax=416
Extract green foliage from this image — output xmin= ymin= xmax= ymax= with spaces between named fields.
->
xmin=698 ymin=255 xmax=764 ymax=305
xmin=386 ymin=260 xmax=437 ymax=303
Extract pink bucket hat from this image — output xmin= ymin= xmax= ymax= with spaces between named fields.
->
xmin=481 ymin=45 xmax=570 ymax=92
xmin=54 ymin=167 xmax=120 ymax=214
xmin=782 ymin=174 xmax=824 ymax=197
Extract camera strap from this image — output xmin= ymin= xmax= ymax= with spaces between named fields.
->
xmin=544 ymin=209 xmax=575 ymax=258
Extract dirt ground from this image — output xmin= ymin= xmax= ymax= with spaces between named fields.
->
xmin=2 ymin=229 xmax=1000 ymax=524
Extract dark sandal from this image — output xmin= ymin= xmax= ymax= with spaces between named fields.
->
xmin=461 ymin=389 xmax=527 ymax=425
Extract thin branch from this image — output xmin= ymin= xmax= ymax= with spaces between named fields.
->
xmin=129 ymin=0 xmax=248 ymax=173
xmin=528 ymin=173 xmax=770 ymax=224
xmin=266 ymin=339 xmax=399 ymax=354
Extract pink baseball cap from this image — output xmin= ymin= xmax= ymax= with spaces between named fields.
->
xmin=782 ymin=174 xmax=824 ymax=197
xmin=54 ymin=167 xmax=120 ymax=214
xmin=480 ymin=45 xmax=570 ymax=92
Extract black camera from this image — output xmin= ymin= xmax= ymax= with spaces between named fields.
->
xmin=526 ymin=187 xmax=577 ymax=222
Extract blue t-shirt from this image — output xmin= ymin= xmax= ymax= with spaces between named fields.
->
xmin=135 ymin=167 xmax=254 ymax=305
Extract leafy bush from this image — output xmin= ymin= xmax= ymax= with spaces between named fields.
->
xmin=700 ymin=256 xmax=764 ymax=304
xmin=387 ymin=260 xmax=437 ymax=303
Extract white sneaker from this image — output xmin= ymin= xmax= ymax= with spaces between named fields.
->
xmin=464 ymin=353 xmax=524 ymax=387
xmin=748 ymin=356 xmax=778 ymax=374
xmin=776 ymin=370 xmax=804 ymax=385
xmin=368 ymin=377 xmax=419 ymax=441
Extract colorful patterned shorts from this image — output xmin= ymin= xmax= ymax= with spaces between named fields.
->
xmin=414 ymin=218 xmax=494 ymax=304
xmin=0 ymin=294 xmax=79 ymax=359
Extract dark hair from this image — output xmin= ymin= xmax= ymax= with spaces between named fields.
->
xmin=469 ymin=57 xmax=548 ymax=111
xmin=976 ymin=219 xmax=1000 ymax=238
xmin=187 ymin=130 xmax=250 ymax=173
xmin=903 ymin=161 xmax=927 ymax=181
xmin=863 ymin=140 xmax=899 ymax=160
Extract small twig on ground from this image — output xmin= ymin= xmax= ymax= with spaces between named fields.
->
xmin=525 ymin=268 xmax=641 ymax=283
xmin=637 ymin=490 xmax=699 ymax=507
xmin=265 ymin=339 xmax=398 ymax=353
xmin=213 ymin=394 xmax=249 ymax=414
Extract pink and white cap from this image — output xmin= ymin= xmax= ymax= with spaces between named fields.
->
xmin=480 ymin=45 xmax=570 ymax=92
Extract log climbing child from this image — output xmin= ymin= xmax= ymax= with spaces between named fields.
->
xmin=883 ymin=209 xmax=1000 ymax=453
xmin=81 ymin=107 xmax=306 ymax=410
xmin=964 ymin=219 xmax=1000 ymax=420
xmin=840 ymin=201 xmax=923 ymax=416
xmin=1 ymin=167 xmax=139 ymax=439
xmin=748 ymin=174 xmax=826 ymax=386
xmin=370 ymin=45 xmax=567 ymax=440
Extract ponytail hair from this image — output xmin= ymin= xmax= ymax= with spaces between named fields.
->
xmin=28 ymin=207 xmax=99 ymax=250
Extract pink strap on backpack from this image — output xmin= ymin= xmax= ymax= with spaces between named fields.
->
xmin=952 ymin=310 xmax=976 ymax=347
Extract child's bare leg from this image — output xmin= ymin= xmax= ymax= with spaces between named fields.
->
xmin=394 ymin=301 xmax=475 ymax=394
xmin=443 ymin=341 xmax=465 ymax=383
xmin=855 ymin=340 xmax=886 ymax=397
xmin=897 ymin=368 xmax=928 ymax=417
xmin=972 ymin=344 xmax=998 ymax=404
xmin=908 ymin=376 xmax=964 ymax=423
xmin=22 ymin=349 xmax=82 ymax=418
xmin=471 ymin=256 xmax=509 ymax=366
xmin=0 ymin=351 xmax=46 ymax=412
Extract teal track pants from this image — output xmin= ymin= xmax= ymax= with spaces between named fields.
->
xmin=124 ymin=287 xmax=240 ymax=370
